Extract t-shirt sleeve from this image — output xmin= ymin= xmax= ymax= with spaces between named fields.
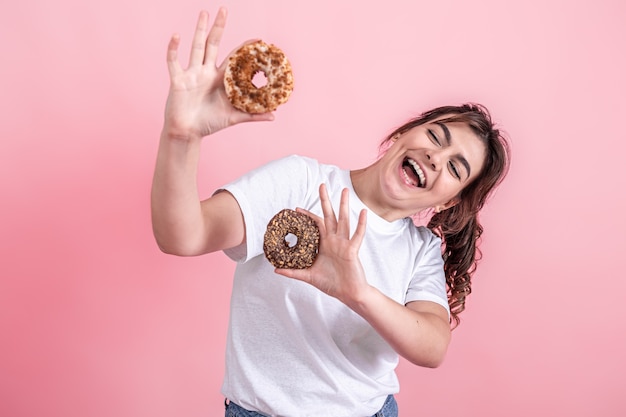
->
xmin=217 ymin=155 xmax=316 ymax=263
xmin=405 ymin=229 xmax=450 ymax=317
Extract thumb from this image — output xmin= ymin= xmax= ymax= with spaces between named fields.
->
xmin=275 ymin=267 xmax=311 ymax=284
xmin=229 ymin=111 xmax=275 ymax=125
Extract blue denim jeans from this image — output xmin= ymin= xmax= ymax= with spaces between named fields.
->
xmin=224 ymin=394 xmax=398 ymax=417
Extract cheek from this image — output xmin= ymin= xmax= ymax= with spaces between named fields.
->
xmin=439 ymin=177 xmax=465 ymax=198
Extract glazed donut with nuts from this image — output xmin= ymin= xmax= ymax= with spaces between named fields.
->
xmin=224 ymin=40 xmax=294 ymax=114
xmin=263 ymin=209 xmax=320 ymax=269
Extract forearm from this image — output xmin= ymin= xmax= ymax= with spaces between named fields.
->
xmin=151 ymin=128 xmax=206 ymax=255
xmin=277 ymin=189 xmax=452 ymax=366
xmin=345 ymin=286 xmax=451 ymax=368
xmin=151 ymin=9 xmax=271 ymax=256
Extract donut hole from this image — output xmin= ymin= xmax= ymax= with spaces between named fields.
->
xmin=284 ymin=233 xmax=298 ymax=248
xmin=251 ymin=70 xmax=268 ymax=88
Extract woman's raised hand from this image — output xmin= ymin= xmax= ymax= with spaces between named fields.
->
xmin=276 ymin=185 xmax=371 ymax=306
xmin=163 ymin=8 xmax=274 ymax=141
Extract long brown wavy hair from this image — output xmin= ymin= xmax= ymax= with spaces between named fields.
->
xmin=382 ymin=103 xmax=511 ymax=328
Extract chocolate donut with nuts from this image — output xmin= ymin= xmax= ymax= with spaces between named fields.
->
xmin=263 ymin=209 xmax=320 ymax=269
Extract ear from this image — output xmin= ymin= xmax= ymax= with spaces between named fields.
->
xmin=434 ymin=197 xmax=460 ymax=213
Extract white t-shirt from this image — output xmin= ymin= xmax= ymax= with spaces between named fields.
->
xmin=220 ymin=155 xmax=449 ymax=417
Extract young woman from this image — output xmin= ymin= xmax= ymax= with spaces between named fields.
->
xmin=151 ymin=8 xmax=510 ymax=417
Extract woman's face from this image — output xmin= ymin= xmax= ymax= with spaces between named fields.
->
xmin=376 ymin=118 xmax=487 ymax=216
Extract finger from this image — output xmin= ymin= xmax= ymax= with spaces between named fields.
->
xmin=166 ymin=33 xmax=183 ymax=76
xmin=294 ymin=207 xmax=322 ymax=224
xmin=275 ymin=267 xmax=311 ymax=284
xmin=319 ymin=183 xmax=337 ymax=234
xmin=336 ymin=188 xmax=351 ymax=238
xmin=189 ymin=10 xmax=210 ymax=67
xmin=228 ymin=110 xmax=275 ymax=125
xmin=204 ymin=7 xmax=227 ymax=66
xmin=350 ymin=209 xmax=368 ymax=249
xmin=216 ymin=38 xmax=261 ymax=73
xmin=294 ymin=207 xmax=326 ymax=235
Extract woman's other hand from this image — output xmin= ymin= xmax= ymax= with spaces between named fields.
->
xmin=163 ymin=8 xmax=273 ymax=142
xmin=276 ymin=185 xmax=370 ymax=305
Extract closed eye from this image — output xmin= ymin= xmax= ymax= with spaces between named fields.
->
xmin=448 ymin=161 xmax=461 ymax=180
xmin=427 ymin=129 xmax=441 ymax=146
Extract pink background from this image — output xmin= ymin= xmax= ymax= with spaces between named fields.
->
xmin=1 ymin=0 xmax=625 ymax=416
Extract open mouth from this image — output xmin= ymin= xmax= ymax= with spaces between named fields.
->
xmin=402 ymin=157 xmax=426 ymax=188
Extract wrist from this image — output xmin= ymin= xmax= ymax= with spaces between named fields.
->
xmin=342 ymin=284 xmax=379 ymax=314
xmin=161 ymin=118 xmax=206 ymax=143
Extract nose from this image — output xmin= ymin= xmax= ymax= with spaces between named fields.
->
xmin=426 ymin=151 xmax=442 ymax=171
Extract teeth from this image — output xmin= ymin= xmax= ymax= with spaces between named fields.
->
xmin=407 ymin=158 xmax=425 ymax=187
xmin=402 ymin=168 xmax=416 ymax=187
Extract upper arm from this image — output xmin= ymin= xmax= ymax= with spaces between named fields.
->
xmin=406 ymin=300 xmax=450 ymax=326
xmin=406 ymin=300 xmax=452 ymax=353
xmin=198 ymin=190 xmax=246 ymax=254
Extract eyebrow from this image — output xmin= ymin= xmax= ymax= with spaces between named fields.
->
xmin=434 ymin=122 xmax=472 ymax=178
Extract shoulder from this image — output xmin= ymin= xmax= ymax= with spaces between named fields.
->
xmin=277 ymin=154 xmax=346 ymax=182
xmin=229 ymin=154 xmax=320 ymax=185
xmin=276 ymin=154 xmax=318 ymax=167
xmin=404 ymin=224 xmax=444 ymax=261
xmin=412 ymin=226 xmax=445 ymax=271
xmin=257 ymin=154 xmax=320 ymax=176
xmin=413 ymin=225 xmax=442 ymax=246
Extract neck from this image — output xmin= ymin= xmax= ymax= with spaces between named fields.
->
xmin=350 ymin=167 xmax=414 ymax=222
